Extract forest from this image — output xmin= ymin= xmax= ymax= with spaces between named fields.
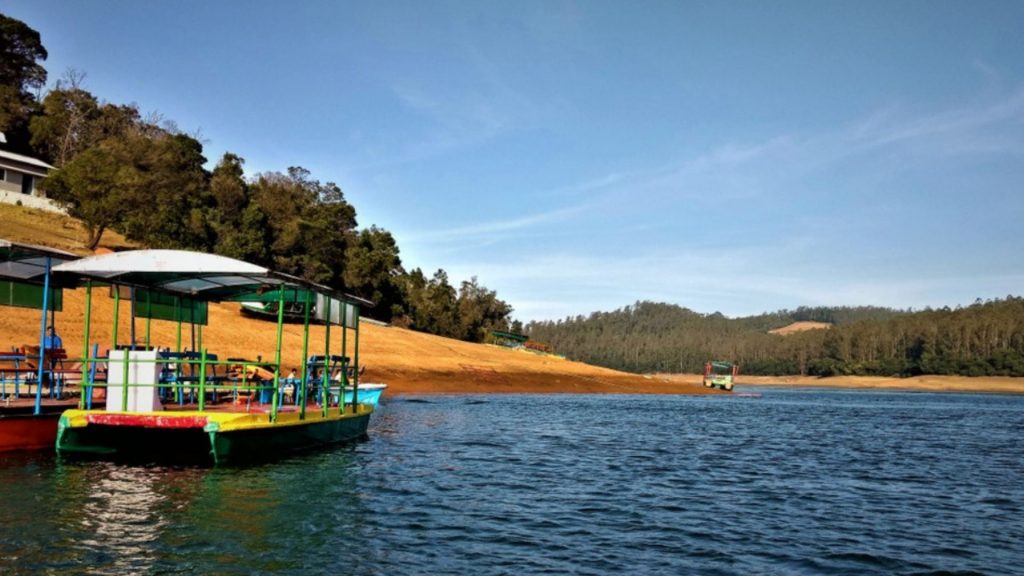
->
xmin=0 ymin=13 xmax=513 ymax=343
xmin=526 ymin=298 xmax=1024 ymax=377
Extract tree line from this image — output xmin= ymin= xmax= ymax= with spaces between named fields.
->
xmin=526 ymin=298 xmax=1024 ymax=378
xmin=0 ymin=13 xmax=513 ymax=342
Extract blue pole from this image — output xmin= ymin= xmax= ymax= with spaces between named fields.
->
xmin=34 ymin=256 xmax=51 ymax=415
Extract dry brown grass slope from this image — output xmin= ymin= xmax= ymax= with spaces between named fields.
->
xmin=0 ymin=204 xmax=715 ymax=395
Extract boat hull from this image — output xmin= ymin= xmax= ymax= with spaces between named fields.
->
xmin=0 ymin=402 xmax=78 ymax=452
xmin=56 ymin=406 xmax=373 ymax=465
xmin=342 ymin=383 xmax=387 ymax=406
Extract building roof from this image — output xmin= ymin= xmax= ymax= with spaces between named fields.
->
xmin=0 ymin=149 xmax=54 ymax=172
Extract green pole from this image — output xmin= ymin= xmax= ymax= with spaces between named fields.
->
xmin=352 ymin=306 xmax=360 ymax=411
xmin=340 ymin=302 xmax=348 ymax=414
xmin=144 ymin=290 xmax=151 ymax=348
xmin=198 ymin=348 xmax=207 ymax=411
xmin=341 ymin=302 xmax=348 ymax=384
xmin=271 ymin=285 xmax=285 ymax=422
xmin=112 ymin=284 xmax=120 ymax=350
xmin=198 ymin=324 xmax=203 ymax=354
xmin=120 ymin=343 xmax=130 ymax=412
xmin=175 ymin=295 xmax=182 ymax=403
xmin=299 ymin=291 xmax=311 ymax=420
xmin=79 ymin=281 xmax=93 ymax=410
xmin=322 ymin=297 xmax=331 ymax=417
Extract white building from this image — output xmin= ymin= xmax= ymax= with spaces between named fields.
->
xmin=0 ymin=134 xmax=63 ymax=214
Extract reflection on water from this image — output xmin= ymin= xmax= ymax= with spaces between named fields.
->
xmin=1 ymin=447 xmax=371 ymax=575
xmin=77 ymin=467 xmax=168 ymax=574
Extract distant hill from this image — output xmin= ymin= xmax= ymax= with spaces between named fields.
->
xmin=527 ymin=299 xmax=1024 ymax=378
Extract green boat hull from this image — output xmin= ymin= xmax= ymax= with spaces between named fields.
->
xmin=56 ymin=411 xmax=372 ymax=465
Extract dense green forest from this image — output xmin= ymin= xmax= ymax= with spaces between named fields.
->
xmin=0 ymin=13 xmax=513 ymax=342
xmin=527 ymin=298 xmax=1024 ymax=377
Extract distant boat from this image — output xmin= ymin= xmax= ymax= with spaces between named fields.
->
xmin=703 ymin=361 xmax=738 ymax=391
xmin=343 ymin=383 xmax=387 ymax=406
xmin=239 ymin=300 xmax=307 ymax=323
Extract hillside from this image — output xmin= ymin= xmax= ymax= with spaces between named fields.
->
xmin=528 ymin=300 xmax=1024 ymax=378
xmin=0 ymin=203 xmax=135 ymax=253
xmin=0 ymin=204 xmax=714 ymax=395
xmin=768 ymin=321 xmax=831 ymax=335
xmin=0 ymin=289 xmax=715 ymax=395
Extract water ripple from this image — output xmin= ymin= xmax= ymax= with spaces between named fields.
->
xmin=1 ymin=390 xmax=1023 ymax=574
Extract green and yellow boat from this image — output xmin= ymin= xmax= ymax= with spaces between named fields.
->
xmin=51 ymin=249 xmax=375 ymax=465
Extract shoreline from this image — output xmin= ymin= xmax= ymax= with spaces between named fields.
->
xmin=655 ymin=373 xmax=1024 ymax=395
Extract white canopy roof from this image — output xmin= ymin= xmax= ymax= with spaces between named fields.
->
xmin=52 ymin=249 xmax=372 ymax=306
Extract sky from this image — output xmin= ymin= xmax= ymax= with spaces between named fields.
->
xmin=5 ymin=1 xmax=1024 ymax=322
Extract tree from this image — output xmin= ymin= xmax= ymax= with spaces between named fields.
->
xmin=456 ymin=277 xmax=513 ymax=342
xmin=41 ymin=125 xmax=210 ymax=250
xmin=0 ymin=13 xmax=48 ymax=152
xmin=249 ymin=167 xmax=358 ymax=285
xmin=29 ymin=76 xmax=141 ymax=167
xmin=343 ymin=226 xmax=405 ymax=321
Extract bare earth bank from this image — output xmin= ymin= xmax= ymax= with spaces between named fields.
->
xmin=655 ymin=373 xmax=1024 ymax=394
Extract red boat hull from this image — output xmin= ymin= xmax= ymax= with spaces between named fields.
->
xmin=0 ymin=402 xmax=73 ymax=452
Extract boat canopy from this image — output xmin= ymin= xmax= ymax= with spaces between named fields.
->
xmin=0 ymin=239 xmax=78 ymax=282
xmin=0 ymin=239 xmax=77 ymax=310
xmin=53 ymin=249 xmax=372 ymax=308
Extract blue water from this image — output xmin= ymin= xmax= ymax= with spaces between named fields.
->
xmin=2 ymin=389 xmax=1023 ymax=575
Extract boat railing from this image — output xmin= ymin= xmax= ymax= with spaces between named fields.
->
xmin=0 ymin=347 xmax=74 ymax=401
xmin=75 ymin=349 xmax=361 ymax=417
xmin=78 ymin=350 xmax=279 ymax=412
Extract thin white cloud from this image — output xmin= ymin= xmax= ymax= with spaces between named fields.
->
xmin=404 ymin=202 xmax=593 ymax=244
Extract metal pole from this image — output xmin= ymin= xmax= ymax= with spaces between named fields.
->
xmin=341 ymin=302 xmax=348 ymax=384
xmin=120 ymin=343 xmax=129 ymax=412
xmin=145 ymin=289 xmax=151 ymax=348
xmin=79 ymin=281 xmax=93 ymax=410
xmin=112 ymin=284 xmax=120 ymax=351
xmin=198 ymin=348 xmax=207 ymax=411
xmin=271 ymin=285 xmax=285 ymax=422
xmin=340 ymin=302 xmax=348 ymax=413
xmin=130 ymin=287 xmax=136 ymax=349
xmin=352 ymin=306 xmax=360 ymax=410
xmin=33 ymin=256 xmax=51 ymax=415
xmin=299 ymin=291 xmax=311 ymax=420
xmin=175 ymin=295 xmax=182 ymax=403
xmin=322 ymin=297 xmax=331 ymax=417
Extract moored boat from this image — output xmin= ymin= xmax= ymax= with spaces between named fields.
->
xmin=0 ymin=239 xmax=80 ymax=452
xmin=343 ymin=382 xmax=387 ymax=406
xmin=51 ymin=249 xmax=377 ymax=465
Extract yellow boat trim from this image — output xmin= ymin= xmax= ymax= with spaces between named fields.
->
xmin=59 ymin=405 xmax=374 ymax=433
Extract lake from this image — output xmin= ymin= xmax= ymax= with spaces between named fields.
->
xmin=1 ymin=389 xmax=1022 ymax=575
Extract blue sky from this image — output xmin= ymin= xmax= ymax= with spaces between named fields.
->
xmin=6 ymin=1 xmax=1024 ymax=321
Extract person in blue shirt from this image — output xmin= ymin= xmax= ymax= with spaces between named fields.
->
xmin=44 ymin=326 xmax=63 ymax=350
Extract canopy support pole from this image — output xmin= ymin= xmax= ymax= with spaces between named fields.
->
xmin=299 ymin=292 xmax=311 ymax=420
xmin=352 ymin=306 xmax=360 ymax=410
xmin=341 ymin=302 xmax=348 ymax=413
xmin=79 ymin=281 xmax=92 ymax=410
xmin=144 ymin=290 xmax=151 ymax=348
xmin=271 ymin=285 xmax=285 ymax=422
xmin=322 ymin=297 xmax=332 ymax=418
xmin=33 ymin=256 xmax=51 ymax=415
